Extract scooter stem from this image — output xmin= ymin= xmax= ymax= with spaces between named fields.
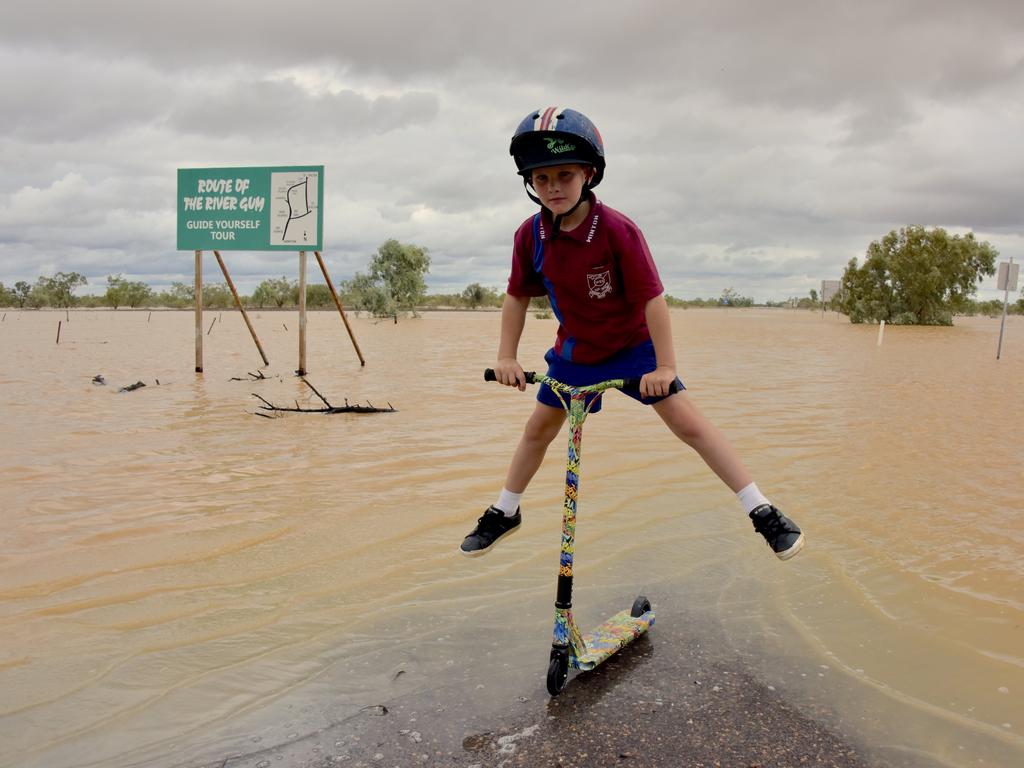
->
xmin=552 ymin=391 xmax=590 ymax=656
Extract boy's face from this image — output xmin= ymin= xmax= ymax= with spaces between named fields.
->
xmin=529 ymin=164 xmax=593 ymax=216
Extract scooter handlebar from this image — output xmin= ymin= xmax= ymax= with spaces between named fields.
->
xmin=484 ymin=368 xmax=537 ymax=384
xmin=483 ymin=369 xmax=680 ymax=394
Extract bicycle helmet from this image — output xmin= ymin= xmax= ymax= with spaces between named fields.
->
xmin=510 ymin=107 xmax=605 ymax=186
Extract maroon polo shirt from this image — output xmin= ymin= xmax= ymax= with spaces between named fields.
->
xmin=506 ymin=195 xmax=664 ymax=364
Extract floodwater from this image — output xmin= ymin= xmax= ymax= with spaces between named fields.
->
xmin=0 ymin=307 xmax=1021 ymax=767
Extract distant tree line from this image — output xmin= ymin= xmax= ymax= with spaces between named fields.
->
xmin=3 ymin=230 xmax=1020 ymax=321
xmin=0 ymin=240 xmax=498 ymax=318
xmin=665 ymin=287 xmax=755 ymax=308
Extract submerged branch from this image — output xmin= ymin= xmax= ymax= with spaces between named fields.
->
xmin=301 ymin=377 xmax=332 ymax=408
xmin=250 ymin=382 xmax=396 ymax=416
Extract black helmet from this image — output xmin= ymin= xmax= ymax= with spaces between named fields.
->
xmin=510 ymin=107 xmax=605 ymax=187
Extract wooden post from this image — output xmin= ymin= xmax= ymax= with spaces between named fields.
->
xmin=213 ymin=250 xmax=270 ymax=366
xmin=314 ymin=250 xmax=365 ymax=366
xmin=298 ymin=250 xmax=307 ymax=375
xmin=56 ymin=320 xmax=62 ymax=344
xmin=195 ymin=249 xmax=203 ymax=372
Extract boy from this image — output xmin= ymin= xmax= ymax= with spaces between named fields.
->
xmin=460 ymin=107 xmax=803 ymax=561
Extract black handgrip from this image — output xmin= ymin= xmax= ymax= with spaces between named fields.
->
xmin=620 ymin=377 xmax=682 ymax=395
xmin=484 ymin=368 xmax=536 ymax=384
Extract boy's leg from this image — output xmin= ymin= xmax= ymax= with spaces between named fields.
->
xmin=652 ymin=392 xmax=804 ymax=560
xmin=652 ymin=392 xmax=751 ymax=491
xmin=460 ymin=402 xmax=565 ymax=557
xmin=504 ymin=402 xmax=566 ymax=494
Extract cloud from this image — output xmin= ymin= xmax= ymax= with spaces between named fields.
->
xmin=166 ymin=78 xmax=439 ymax=140
xmin=1 ymin=1 xmax=1022 ymax=301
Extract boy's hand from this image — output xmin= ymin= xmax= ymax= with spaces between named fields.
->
xmin=640 ymin=365 xmax=677 ymax=398
xmin=494 ymin=357 xmax=527 ymax=391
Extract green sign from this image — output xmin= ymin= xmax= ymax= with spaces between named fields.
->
xmin=177 ymin=165 xmax=323 ymax=251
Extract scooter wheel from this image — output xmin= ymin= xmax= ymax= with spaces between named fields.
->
xmin=546 ymin=647 xmax=569 ymax=696
xmin=630 ymin=595 xmax=652 ymax=617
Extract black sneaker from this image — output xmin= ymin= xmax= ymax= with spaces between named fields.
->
xmin=460 ymin=506 xmax=521 ymax=557
xmin=749 ymin=505 xmax=804 ymax=561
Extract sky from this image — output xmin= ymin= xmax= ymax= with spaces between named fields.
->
xmin=1 ymin=0 xmax=1022 ymax=302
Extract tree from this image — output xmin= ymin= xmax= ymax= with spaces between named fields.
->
xmin=35 ymin=271 xmax=87 ymax=308
xmin=838 ymin=226 xmax=997 ymax=325
xmin=252 ymin=276 xmax=296 ymax=308
xmin=795 ymin=288 xmax=819 ymax=310
xmin=122 ymin=279 xmax=153 ymax=308
xmin=461 ymin=283 xmax=499 ymax=309
xmin=165 ymin=281 xmax=194 ymax=308
xmin=719 ymin=287 xmax=753 ymax=307
xmin=369 ymin=239 xmax=430 ymax=317
xmin=105 ymin=275 xmax=125 ymax=309
xmin=13 ymin=281 xmax=31 ymax=308
xmin=343 ymin=271 xmax=395 ymax=317
xmin=202 ymin=282 xmax=233 ymax=309
xmin=250 ymin=282 xmax=271 ymax=309
xmin=305 ymin=284 xmax=331 ymax=308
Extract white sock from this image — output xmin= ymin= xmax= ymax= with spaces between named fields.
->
xmin=737 ymin=482 xmax=771 ymax=516
xmin=494 ymin=488 xmax=523 ymax=517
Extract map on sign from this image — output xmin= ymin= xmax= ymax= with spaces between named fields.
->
xmin=270 ymin=171 xmax=320 ymax=246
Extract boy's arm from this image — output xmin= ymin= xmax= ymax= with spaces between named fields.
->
xmin=495 ymin=293 xmax=532 ymax=390
xmin=640 ymin=294 xmax=679 ymax=398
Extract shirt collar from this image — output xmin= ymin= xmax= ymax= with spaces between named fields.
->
xmin=538 ymin=191 xmax=602 ymax=244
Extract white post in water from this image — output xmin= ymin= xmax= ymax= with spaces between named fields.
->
xmin=996 ymin=257 xmax=1018 ymax=360
xmin=877 ymin=319 xmax=886 ymax=346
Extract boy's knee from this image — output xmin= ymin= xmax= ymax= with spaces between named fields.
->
xmin=524 ymin=412 xmax=563 ymax=444
xmin=657 ymin=397 xmax=708 ymax=444
xmin=674 ymin=422 xmax=707 ymax=445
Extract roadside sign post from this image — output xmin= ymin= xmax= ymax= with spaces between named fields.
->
xmin=177 ymin=166 xmax=360 ymax=373
xmin=298 ymin=250 xmax=307 ymax=375
xmin=821 ymin=279 xmax=841 ymax=316
xmin=996 ymin=258 xmax=1018 ymax=360
xmin=194 ymin=250 xmax=203 ymax=372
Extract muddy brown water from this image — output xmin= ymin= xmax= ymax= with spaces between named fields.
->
xmin=0 ymin=308 xmax=1021 ymax=767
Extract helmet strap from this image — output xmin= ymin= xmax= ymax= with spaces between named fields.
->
xmin=522 ymin=177 xmax=542 ymax=206
xmin=521 ymin=178 xmax=592 ymax=241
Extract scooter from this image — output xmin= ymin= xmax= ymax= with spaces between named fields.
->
xmin=485 ymin=368 xmax=678 ymax=696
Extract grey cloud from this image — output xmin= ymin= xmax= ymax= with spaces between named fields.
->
xmin=166 ymin=81 xmax=439 ymax=139
xmin=6 ymin=2 xmax=1018 ymax=98
xmin=2 ymin=1 xmax=1022 ymax=302
xmin=0 ymin=48 xmax=171 ymax=141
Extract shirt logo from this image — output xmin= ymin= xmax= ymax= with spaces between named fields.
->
xmin=587 ymin=270 xmax=613 ymax=299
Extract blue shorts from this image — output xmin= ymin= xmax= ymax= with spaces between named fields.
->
xmin=537 ymin=340 xmax=686 ymax=414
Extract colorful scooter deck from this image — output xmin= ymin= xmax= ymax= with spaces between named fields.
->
xmin=572 ymin=609 xmax=655 ymax=670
